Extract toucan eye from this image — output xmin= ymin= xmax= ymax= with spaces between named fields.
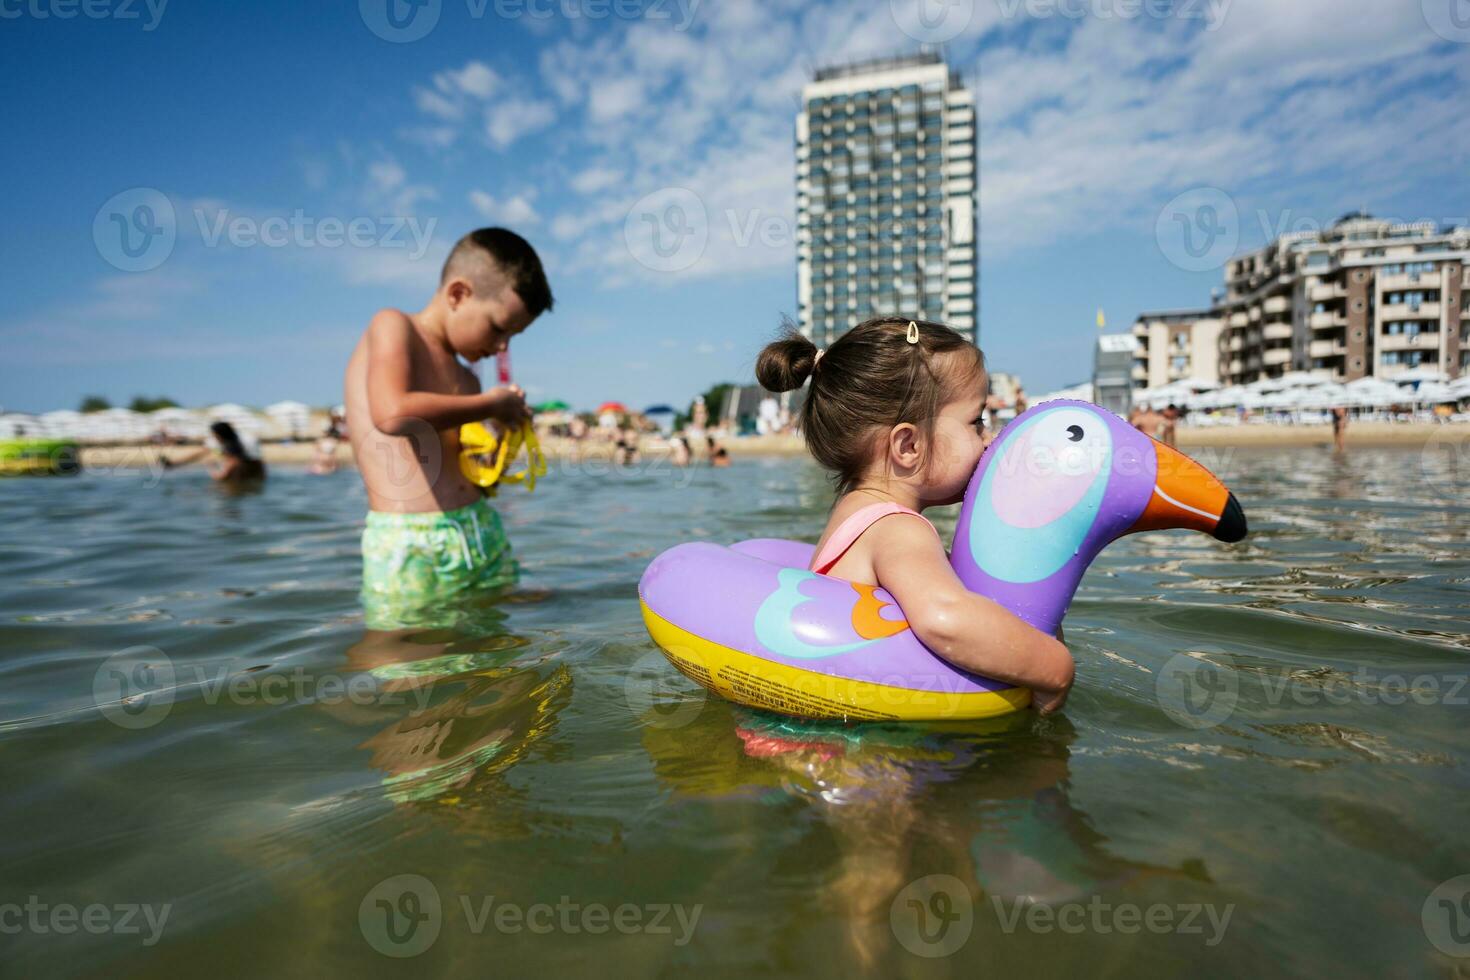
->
xmin=1066 ymin=425 xmax=1084 ymax=442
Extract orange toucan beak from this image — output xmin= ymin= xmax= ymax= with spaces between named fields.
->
xmin=1131 ymin=440 xmax=1248 ymax=543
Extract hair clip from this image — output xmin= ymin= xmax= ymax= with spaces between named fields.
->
xmin=906 ymin=321 xmax=920 ymax=344
xmin=813 ymin=348 xmax=826 ymax=368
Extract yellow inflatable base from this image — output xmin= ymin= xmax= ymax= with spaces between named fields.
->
xmin=640 ymin=601 xmax=1030 ymax=722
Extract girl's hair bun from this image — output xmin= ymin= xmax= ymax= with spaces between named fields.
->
xmin=755 ymin=324 xmax=819 ymax=393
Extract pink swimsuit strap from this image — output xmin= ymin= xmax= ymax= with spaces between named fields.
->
xmin=810 ymin=502 xmax=937 ymax=575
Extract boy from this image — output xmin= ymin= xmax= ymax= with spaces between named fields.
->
xmin=344 ymin=227 xmax=553 ymax=625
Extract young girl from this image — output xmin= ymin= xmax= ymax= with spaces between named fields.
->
xmin=756 ymin=316 xmax=1074 ymax=713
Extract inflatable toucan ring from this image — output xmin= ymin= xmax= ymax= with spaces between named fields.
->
xmin=638 ymin=401 xmax=1248 ymax=722
xmin=459 ymin=420 xmax=546 ymax=493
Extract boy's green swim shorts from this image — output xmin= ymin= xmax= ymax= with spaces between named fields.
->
xmin=361 ymin=498 xmax=518 ymax=630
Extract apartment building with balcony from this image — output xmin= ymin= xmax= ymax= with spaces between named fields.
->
xmin=1216 ymin=214 xmax=1469 ymax=385
xmin=795 ymin=52 xmax=978 ymax=346
xmin=1130 ymin=309 xmax=1224 ymax=389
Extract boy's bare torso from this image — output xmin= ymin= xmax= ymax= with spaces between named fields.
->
xmin=344 ymin=311 xmax=485 ymax=514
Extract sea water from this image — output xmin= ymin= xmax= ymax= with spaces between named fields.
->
xmin=1 ymin=447 xmax=1467 ymax=977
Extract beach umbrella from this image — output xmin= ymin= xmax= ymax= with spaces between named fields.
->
xmin=1259 ymin=390 xmax=1296 ymax=410
xmin=643 ymin=404 xmax=676 ymax=415
xmin=1254 ymin=376 xmax=1290 ymax=393
xmin=1347 ymin=381 xmax=1402 ymax=408
xmin=1297 ymin=384 xmax=1348 ymax=410
xmin=1413 ymin=382 xmax=1455 ymax=404
xmin=1394 ymin=366 xmax=1449 ymax=385
xmin=1276 ymin=370 xmax=1326 ymax=389
xmin=597 ymin=401 xmax=628 ymax=414
xmin=534 ymin=400 xmax=570 ymax=413
xmin=0 ymin=414 xmax=39 ymax=439
xmin=1182 ymin=389 xmax=1214 ymax=410
xmin=1207 ymin=386 xmax=1243 ymax=408
xmin=1448 ymin=376 xmax=1470 ymax=398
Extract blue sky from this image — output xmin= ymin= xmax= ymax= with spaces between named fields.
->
xmin=2 ymin=0 xmax=1467 ymax=414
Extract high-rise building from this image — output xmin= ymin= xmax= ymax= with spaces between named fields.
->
xmin=795 ymin=52 xmax=978 ymax=347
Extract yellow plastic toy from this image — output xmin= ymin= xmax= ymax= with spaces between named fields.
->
xmin=458 ymin=420 xmax=546 ymax=493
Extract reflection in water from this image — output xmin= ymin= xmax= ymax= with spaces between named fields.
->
xmin=641 ymin=703 xmax=1206 ymax=972
xmin=346 ymin=595 xmax=570 ymax=808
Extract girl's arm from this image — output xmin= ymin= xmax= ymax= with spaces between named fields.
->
xmin=160 ymin=447 xmax=210 ymax=469
xmin=869 ymin=516 xmax=1075 ymax=711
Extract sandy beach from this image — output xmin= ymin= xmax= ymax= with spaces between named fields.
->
xmin=67 ymin=421 xmax=1466 ymax=471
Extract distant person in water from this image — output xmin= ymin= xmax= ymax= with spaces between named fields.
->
xmin=1133 ymin=405 xmax=1165 ymax=441
xmin=669 ymin=435 xmax=691 ymax=467
xmin=1162 ymin=404 xmax=1181 ymax=448
xmin=712 ymin=446 xmax=731 ymax=468
xmin=615 ymin=426 xmax=640 ymax=466
xmin=162 ymin=421 xmax=266 ymax=483
xmin=1331 ymin=406 xmax=1348 ymax=453
xmin=310 ymin=411 xmax=345 ymax=475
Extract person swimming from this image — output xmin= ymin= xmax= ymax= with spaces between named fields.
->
xmin=161 ymin=421 xmax=266 ymax=483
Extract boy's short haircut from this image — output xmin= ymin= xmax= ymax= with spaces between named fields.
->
xmin=441 ymin=227 xmax=554 ymax=317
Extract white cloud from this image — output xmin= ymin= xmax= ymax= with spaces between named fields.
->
xmin=570 ymin=166 xmax=624 ymax=194
xmin=588 ymin=77 xmax=644 ymax=122
xmin=439 ymin=61 xmax=500 ymax=99
xmin=410 ymin=61 xmax=505 ymax=136
xmin=368 ymin=160 xmax=406 ymax=192
xmin=970 ymin=0 xmax=1470 ymax=255
xmin=484 ymin=98 xmax=557 ymax=149
xmin=365 ymin=159 xmax=437 ymax=214
xmin=469 ymin=190 xmax=541 ymax=225
xmin=414 ymin=88 xmax=461 ymax=121
xmin=399 ymin=125 xmax=457 ymax=151
xmin=382 ymin=0 xmax=1470 ymax=289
